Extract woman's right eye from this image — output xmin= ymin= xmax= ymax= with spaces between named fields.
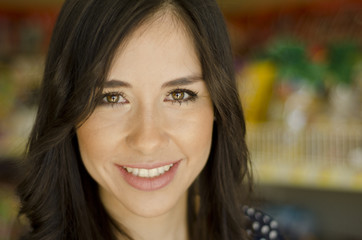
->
xmin=101 ymin=92 xmax=128 ymax=105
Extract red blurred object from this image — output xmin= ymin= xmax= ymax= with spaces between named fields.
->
xmin=0 ymin=8 xmax=59 ymax=56
xmin=224 ymin=0 xmax=362 ymax=57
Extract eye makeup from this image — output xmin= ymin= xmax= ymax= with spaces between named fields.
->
xmin=165 ymin=88 xmax=199 ymax=105
xmin=98 ymin=87 xmax=199 ymax=107
xmin=99 ymin=91 xmax=128 ymax=106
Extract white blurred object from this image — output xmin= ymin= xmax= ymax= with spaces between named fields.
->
xmin=329 ymin=84 xmax=359 ymax=122
xmin=284 ymin=86 xmax=315 ymax=132
xmin=349 ymin=148 xmax=362 ymax=169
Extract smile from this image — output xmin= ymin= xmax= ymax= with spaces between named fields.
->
xmin=117 ymin=160 xmax=181 ymax=191
xmin=122 ymin=163 xmax=174 ymax=178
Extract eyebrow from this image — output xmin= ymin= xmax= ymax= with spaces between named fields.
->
xmin=103 ymin=76 xmax=203 ymax=89
xmin=103 ymin=80 xmax=132 ymax=88
xmin=162 ymin=76 xmax=203 ymax=88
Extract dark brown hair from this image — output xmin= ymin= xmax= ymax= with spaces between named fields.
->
xmin=17 ymin=0 xmax=252 ymax=239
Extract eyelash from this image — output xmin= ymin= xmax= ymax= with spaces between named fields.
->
xmin=99 ymin=91 xmax=128 ymax=106
xmin=99 ymin=88 xmax=198 ymax=106
xmin=165 ymin=88 xmax=198 ymax=105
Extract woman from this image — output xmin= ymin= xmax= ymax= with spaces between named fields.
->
xmin=17 ymin=0 xmax=282 ymax=239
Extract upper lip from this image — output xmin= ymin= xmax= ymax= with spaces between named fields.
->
xmin=116 ymin=159 xmax=181 ymax=169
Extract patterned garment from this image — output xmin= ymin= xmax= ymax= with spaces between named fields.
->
xmin=243 ymin=206 xmax=285 ymax=240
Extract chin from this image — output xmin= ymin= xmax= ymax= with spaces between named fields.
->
xmin=131 ymin=203 xmax=174 ymax=218
xmin=122 ymin=190 xmax=187 ymax=218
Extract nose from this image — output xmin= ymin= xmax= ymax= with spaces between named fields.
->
xmin=126 ymin=107 xmax=169 ymax=155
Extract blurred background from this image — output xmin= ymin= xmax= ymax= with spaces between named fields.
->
xmin=0 ymin=0 xmax=361 ymax=239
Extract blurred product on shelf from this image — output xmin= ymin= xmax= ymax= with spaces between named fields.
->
xmin=237 ymin=60 xmax=277 ymax=122
xmin=237 ymin=39 xmax=361 ymax=127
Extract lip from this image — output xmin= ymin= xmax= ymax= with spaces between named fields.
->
xmin=116 ymin=160 xmax=181 ymax=191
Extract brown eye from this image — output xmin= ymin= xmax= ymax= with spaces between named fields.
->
xmin=101 ymin=92 xmax=127 ymax=105
xmin=171 ymin=92 xmax=185 ymax=100
xmin=165 ymin=88 xmax=198 ymax=105
xmin=106 ymin=95 xmax=120 ymax=103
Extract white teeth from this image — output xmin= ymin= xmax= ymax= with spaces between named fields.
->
xmin=123 ymin=163 xmax=174 ymax=178
xmin=132 ymin=168 xmax=139 ymax=176
xmin=157 ymin=166 xmax=165 ymax=175
xmin=139 ymin=169 xmax=148 ymax=177
xmin=149 ymin=168 xmax=159 ymax=177
xmin=164 ymin=164 xmax=171 ymax=171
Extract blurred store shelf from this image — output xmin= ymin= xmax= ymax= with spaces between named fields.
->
xmin=254 ymin=163 xmax=362 ymax=192
xmin=248 ymin=122 xmax=362 ymax=192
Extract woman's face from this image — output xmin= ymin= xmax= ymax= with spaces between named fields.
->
xmin=76 ymin=15 xmax=214 ymax=219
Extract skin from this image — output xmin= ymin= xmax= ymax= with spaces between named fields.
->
xmin=76 ymin=12 xmax=214 ymax=240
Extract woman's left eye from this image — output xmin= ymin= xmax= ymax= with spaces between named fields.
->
xmin=165 ymin=89 xmax=198 ymax=104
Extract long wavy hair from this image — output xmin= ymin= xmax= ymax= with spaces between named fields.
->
xmin=17 ymin=0 xmax=252 ymax=239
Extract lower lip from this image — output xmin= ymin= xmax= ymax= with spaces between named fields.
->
xmin=116 ymin=161 xmax=181 ymax=191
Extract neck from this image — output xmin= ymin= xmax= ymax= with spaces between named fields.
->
xmin=101 ymin=191 xmax=189 ymax=240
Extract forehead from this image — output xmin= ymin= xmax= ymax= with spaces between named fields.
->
xmin=107 ymin=11 xmax=200 ymax=83
xmin=134 ymin=11 xmax=190 ymax=43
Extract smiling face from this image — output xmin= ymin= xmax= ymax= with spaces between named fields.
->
xmin=76 ymin=13 xmax=214 ymax=220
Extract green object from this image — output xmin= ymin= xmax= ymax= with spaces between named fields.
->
xmin=266 ymin=38 xmax=325 ymax=88
xmin=327 ymin=42 xmax=359 ymax=85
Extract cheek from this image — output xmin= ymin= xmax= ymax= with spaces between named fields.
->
xmin=77 ymin=112 xmax=120 ymax=161
xmin=77 ymin=125 xmax=103 ymax=164
xmin=169 ymin=106 xmax=214 ymax=164
xmin=76 ymin=114 xmax=118 ymax=183
xmin=189 ymin=118 xmax=213 ymax=155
